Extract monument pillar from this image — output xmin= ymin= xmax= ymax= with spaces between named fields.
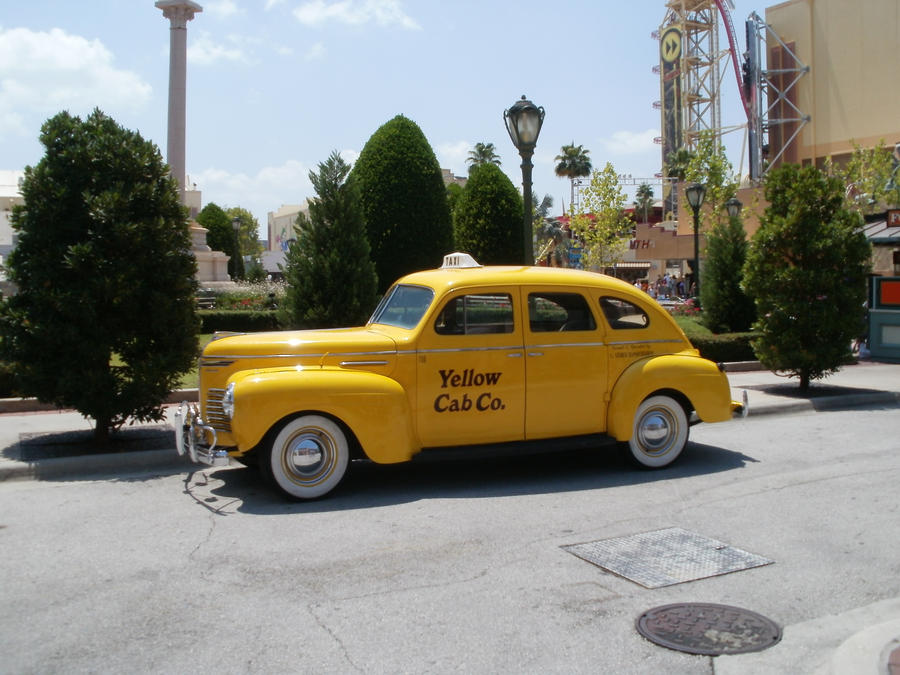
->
xmin=156 ymin=0 xmax=202 ymax=203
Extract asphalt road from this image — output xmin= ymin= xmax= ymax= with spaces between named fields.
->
xmin=1 ymin=404 xmax=898 ymax=674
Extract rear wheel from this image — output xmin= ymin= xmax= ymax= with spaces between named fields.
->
xmin=627 ymin=395 xmax=688 ymax=468
xmin=264 ymin=415 xmax=349 ymax=499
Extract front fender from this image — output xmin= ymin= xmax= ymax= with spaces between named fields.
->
xmin=607 ymin=354 xmax=734 ymax=441
xmin=228 ymin=367 xmax=416 ymax=464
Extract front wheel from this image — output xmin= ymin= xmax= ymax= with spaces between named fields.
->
xmin=627 ymin=395 xmax=689 ymax=468
xmin=264 ymin=415 xmax=349 ymax=499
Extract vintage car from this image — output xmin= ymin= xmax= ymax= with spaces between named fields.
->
xmin=176 ymin=253 xmax=746 ymax=499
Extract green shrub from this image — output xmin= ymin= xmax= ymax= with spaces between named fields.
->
xmin=689 ymin=332 xmax=760 ymax=362
xmin=198 ymin=310 xmax=281 ymax=333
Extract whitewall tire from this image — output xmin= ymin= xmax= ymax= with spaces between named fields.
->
xmin=627 ymin=395 xmax=689 ymax=468
xmin=266 ymin=415 xmax=349 ymax=499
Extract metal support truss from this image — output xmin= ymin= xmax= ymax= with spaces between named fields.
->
xmin=747 ymin=11 xmax=811 ymax=180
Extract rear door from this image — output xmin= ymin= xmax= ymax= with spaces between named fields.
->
xmin=522 ymin=287 xmax=608 ymax=439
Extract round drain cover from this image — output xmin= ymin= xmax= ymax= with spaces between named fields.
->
xmin=636 ymin=602 xmax=782 ymax=656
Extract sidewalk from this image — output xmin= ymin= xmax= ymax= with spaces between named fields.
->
xmin=0 ymin=360 xmax=898 ymax=673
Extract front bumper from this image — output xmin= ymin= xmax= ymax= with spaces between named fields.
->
xmin=174 ymin=402 xmax=231 ymax=468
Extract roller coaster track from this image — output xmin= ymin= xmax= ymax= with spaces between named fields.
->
xmin=714 ymin=0 xmax=751 ymax=121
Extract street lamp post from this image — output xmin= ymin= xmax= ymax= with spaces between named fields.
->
xmin=725 ymin=196 xmax=743 ymax=221
xmin=503 ymin=95 xmax=545 ymax=265
xmin=685 ymin=182 xmax=706 ymax=299
xmin=231 ymin=216 xmax=242 ymax=280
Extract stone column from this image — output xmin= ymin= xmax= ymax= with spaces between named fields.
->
xmin=156 ymin=0 xmax=202 ymax=204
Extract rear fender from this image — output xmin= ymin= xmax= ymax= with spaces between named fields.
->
xmin=607 ymin=354 xmax=733 ymax=441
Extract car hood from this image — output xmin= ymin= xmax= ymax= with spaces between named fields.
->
xmin=202 ymin=327 xmax=398 ymax=360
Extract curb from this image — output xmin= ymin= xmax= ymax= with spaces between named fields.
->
xmin=0 ymin=389 xmax=199 ymax=415
xmin=736 ymin=390 xmax=900 ymax=417
xmin=0 ymin=448 xmax=190 ymax=483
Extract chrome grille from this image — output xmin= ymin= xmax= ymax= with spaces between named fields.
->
xmin=205 ymin=388 xmax=232 ymax=432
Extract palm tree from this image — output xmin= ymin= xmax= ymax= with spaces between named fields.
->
xmin=634 ymin=183 xmax=654 ymax=224
xmin=555 ymin=142 xmax=592 ymax=211
xmin=466 ymin=142 xmax=501 ymax=170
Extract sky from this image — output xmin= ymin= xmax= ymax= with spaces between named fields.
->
xmin=1 ymin=0 xmax=769 ymax=239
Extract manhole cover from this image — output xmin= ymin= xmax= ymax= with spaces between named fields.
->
xmin=636 ymin=602 xmax=782 ymax=655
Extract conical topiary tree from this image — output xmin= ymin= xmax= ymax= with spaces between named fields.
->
xmin=351 ymin=115 xmax=453 ymax=291
xmin=453 ymin=162 xmax=522 ymax=264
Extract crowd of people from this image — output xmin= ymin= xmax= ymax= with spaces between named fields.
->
xmin=632 ymin=273 xmax=694 ymax=300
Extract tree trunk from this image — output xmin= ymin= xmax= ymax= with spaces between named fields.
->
xmin=799 ymin=370 xmax=811 ymax=392
xmin=93 ymin=418 xmax=111 ymax=447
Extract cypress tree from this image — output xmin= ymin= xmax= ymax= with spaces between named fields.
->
xmin=282 ymin=151 xmax=377 ymax=328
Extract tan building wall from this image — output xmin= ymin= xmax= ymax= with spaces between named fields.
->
xmin=766 ymin=0 xmax=900 ymax=168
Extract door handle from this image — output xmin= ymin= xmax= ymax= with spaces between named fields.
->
xmin=528 ymin=352 xmax=544 ymax=357
xmin=507 ymin=352 xmax=523 ymax=358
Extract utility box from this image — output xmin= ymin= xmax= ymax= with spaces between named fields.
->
xmin=869 ymin=276 xmax=900 ymax=363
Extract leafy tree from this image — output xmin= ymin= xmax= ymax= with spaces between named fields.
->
xmin=452 ymin=163 xmax=522 ymax=264
xmin=567 ymin=162 xmax=631 ymax=273
xmin=466 ymin=142 xmax=501 ymax=170
xmin=282 ymin=151 xmax=377 ymax=328
xmin=0 ymin=109 xmax=198 ymax=443
xmin=196 ymin=203 xmax=262 ymax=280
xmin=683 ymin=132 xmax=738 ymax=231
xmin=555 ymin=142 xmax=592 ymax=210
xmin=351 ymin=115 xmax=453 ymax=292
xmin=665 ymin=147 xmax=694 ymax=182
xmin=699 ymin=206 xmax=755 ymax=332
xmin=743 ymin=164 xmax=871 ymax=390
xmin=634 ymin=183 xmax=654 ymax=224
xmin=833 ymin=141 xmax=900 ymax=213
xmin=197 ymin=202 xmax=240 ymax=278
xmin=446 ymin=182 xmax=464 ymax=220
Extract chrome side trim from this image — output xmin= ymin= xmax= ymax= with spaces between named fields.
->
xmin=418 ymin=345 xmax=523 ymax=354
xmin=340 ymin=360 xmax=389 ymax=367
xmin=526 ymin=342 xmax=606 ymax=349
xmin=201 ymin=349 xmax=399 ymax=361
xmin=606 ymin=339 xmax=685 ymax=346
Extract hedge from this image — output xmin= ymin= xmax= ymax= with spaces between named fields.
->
xmin=198 ymin=310 xmax=281 ymax=333
xmin=689 ymin=332 xmax=760 ymax=363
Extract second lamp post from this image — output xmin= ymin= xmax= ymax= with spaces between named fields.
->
xmin=504 ymin=95 xmax=545 ymax=266
xmin=685 ymin=182 xmax=706 ymax=299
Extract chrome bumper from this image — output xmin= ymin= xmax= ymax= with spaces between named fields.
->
xmin=173 ymin=402 xmax=230 ymax=468
xmin=732 ymin=390 xmax=750 ymax=418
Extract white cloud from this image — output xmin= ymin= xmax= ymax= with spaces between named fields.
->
xmin=0 ymin=27 xmax=151 ymax=139
xmin=293 ymin=0 xmax=421 ymax=30
xmin=204 ymin=0 xmax=241 ymax=19
xmin=304 ymin=41 xmax=326 ymax=61
xmin=598 ymin=128 xmax=658 ymax=155
xmin=193 ymin=160 xmax=314 ymax=232
xmin=188 ymin=32 xmax=248 ymax=66
xmin=265 ymin=0 xmax=286 ymax=9
xmin=435 ymin=140 xmax=470 ymax=175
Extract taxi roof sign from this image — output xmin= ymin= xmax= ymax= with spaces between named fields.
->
xmin=441 ymin=252 xmax=481 ymax=269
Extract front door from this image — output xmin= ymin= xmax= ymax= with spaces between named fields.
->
xmin=416 ymin=290 xmax=525 ymax=447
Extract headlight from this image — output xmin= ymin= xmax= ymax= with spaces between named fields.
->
xmin=222 ymin=382 xmax=235 ymax=419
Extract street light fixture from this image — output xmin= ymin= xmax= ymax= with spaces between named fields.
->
xmin=685 ymin=182 xmax=706 ymax=298
xmin=725 ymin=196 xmax=743 ymax=220
xmin=503 ymin=95 xmax=545 ymax=265
xmin=231 ymin=216 xmax=242 ymax=280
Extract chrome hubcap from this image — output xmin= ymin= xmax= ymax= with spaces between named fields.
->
xmin=638 ymin=409 xmax=675 ymax=455
xmin=285 ymin=430 xmax=332 ymax=480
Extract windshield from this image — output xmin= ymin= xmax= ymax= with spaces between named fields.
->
xmin=369 ymin=284 xmax=435 ymax=329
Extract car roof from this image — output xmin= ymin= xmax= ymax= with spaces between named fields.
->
xmin=396 ymin=264 xmax=642 ymax=297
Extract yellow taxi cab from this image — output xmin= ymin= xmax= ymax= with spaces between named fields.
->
xmin=175 ymin=253 xmax=746 ymax=499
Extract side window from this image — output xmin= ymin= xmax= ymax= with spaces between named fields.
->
xmin=528 ymin=292 xmax=597 ymax=332
xmin=599 ymin=297 xmax=649 ymax=330
xmin=434 ymin=293 xmax=514 ymax=335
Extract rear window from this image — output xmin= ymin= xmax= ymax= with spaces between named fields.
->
xmin=434 ymin=293 xmax=514 ymax=335
xmin=599 ymin=297 xmax=649 ymax=330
